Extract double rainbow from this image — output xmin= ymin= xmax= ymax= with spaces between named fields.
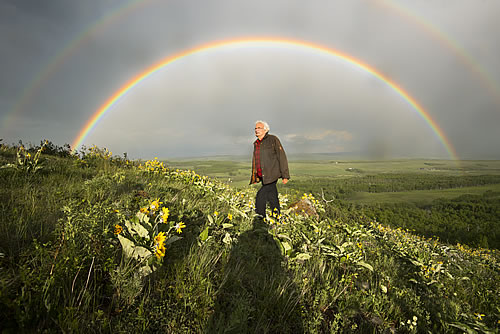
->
xmin=70 ymin=37 xmax=459 ymax=161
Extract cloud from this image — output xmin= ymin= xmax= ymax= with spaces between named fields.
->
xmin=1 ymin=0 xmax=499 ymax=159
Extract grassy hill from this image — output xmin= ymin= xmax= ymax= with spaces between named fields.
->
xmin=0 ymin=143 xmax=499 ymax=333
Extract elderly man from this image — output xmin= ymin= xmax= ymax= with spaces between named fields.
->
xmin=250 ymin=120 xmax=290 ymax=218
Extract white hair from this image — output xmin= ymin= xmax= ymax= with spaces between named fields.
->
xmin=255 ymin=120 xmax=270 ymax=132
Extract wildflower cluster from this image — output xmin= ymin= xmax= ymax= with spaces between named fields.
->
xmin=139 ymin=157 xmax=167 ymax=173
xmin=400 ymin=316 xmax=418 ymax=332
xmin=455 ymin=243 xmax=497 ymax=263
xmin=370 ymin=222 xmax=451 ymax=284
xmin=86 ymin=145 xmax=113 ymax=160
xmin=4 ymin=140 xmax=48 ymax=174
xmin=114 ymin=198 xmax=186 ymax=276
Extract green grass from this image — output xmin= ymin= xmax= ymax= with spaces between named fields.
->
xmin=167 ymin=157 xmax=500 ymax=189
xmin=346 ymin=184 xmax=500 ymax=204
xmin=1 ymin=145 xmax=499 ymax=332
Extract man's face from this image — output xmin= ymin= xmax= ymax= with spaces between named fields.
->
xmin=255 ymin=122 xmax=267 ymax=138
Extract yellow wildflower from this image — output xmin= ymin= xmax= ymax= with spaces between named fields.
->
xmin=214 ymin=211 xmax=218 ymax=216
xmin=227 ymin=213 xmax=233 ymax=221
xmin=154 ymin=232 xmax=167 ymax=259
xmin=114 ymin=224 xmax=123 ymax=235
xmin=175 ymin=222 xmax=186 ymax=234
xmin=140 ymin=207 xmax=149 ymax=215
xmin=161 ymin=207 xmax=169 ymax=223
xmin=150 ymin=198 xmax=163 ymax=212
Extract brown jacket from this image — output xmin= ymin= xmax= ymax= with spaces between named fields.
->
xmin=250 ymin=133 xmax=290 ymax=185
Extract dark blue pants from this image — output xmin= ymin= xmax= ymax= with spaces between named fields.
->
xmin=255 ymin=181 xmax=280 ymax=217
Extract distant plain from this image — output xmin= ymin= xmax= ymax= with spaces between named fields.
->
xmin=165 ymin=157 xmax=500 ymax=204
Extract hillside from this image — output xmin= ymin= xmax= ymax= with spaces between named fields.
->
xmin=0 ymin=143 xmax=499 ymax=333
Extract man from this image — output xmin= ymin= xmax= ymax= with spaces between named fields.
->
xmin=250 ymin=120 xmax=290 ymax=218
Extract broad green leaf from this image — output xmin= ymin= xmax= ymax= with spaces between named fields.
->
xmin=320 ymin=245 xmax=335 ymax=252
xmin=295 ymin=253 xmax=311 ymax=261
xmin=409 ymin=259 xmax=423 ymax=267
xmin=166 ymin=235 xmax=182 ymax=245
xmin=199 ymin=226 xmax=209 ymax=242
xmin=125 ymin=219 xmax=149 ymax=239
xmin=207 ymin=215 xmax=214 ymax=225
xmin=449 ymin=323 xmax=475 ymax=333
xmin=117 ymin=234 xmax=135 ymax=257
xmin=282 ymin=241 xmax=292 ymax=255
xmin=357 ymin=261 xmax=374 ymax=272
xmin=274 ymin=237 xmax=285 ymax=256
xmin=231 ymin=207 xmax=247 ymax=219
xmin=300 ymin=232 xmax=311 ymax=244
xmin=222 ymin=223 xmax=234 ymax=229
xmin=277 ymin=234 xmax=292 ymax=241
xmin=137 ymin=264 xmax=153 ymax=279
xmin=380 ymin=284 xmax=388 ymax=294
xmin=223 ymin=232 xmax=232 ymax=245
xmin=341 ymin=242 xmax=352 ymax=248
xmin=118 ymin=234 xmax=151 ymax=260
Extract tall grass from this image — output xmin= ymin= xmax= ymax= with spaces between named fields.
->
xmin=0 ymin=144 xmax=498 ymax=332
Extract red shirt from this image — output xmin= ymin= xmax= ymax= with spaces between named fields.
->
xmin=255 ymin=139 xmax=262 ymax=178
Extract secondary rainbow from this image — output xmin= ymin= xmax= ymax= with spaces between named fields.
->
xmin=71 ymin=38 xmax=459 ymax=161
xmin=6 ymin=0 xmax=498 ymax=139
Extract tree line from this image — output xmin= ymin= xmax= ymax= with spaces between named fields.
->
xmin=285 ymin=175 xmax=500 ymax=249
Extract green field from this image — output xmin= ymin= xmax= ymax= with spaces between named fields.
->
xmin=1 ymin=143 xmax=499 ymax=332
xmin=166 ymin=157 xmax=500 ymax=249
xmin=167 ymin=157 xmax=500 ymax=198
xmin=346 ymin=184 xmax=500 ymax=204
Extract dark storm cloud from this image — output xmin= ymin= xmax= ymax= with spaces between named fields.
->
xmin=1 ymin=0 xmax=499 ymax=159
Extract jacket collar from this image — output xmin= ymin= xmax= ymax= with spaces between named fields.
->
xmin=255 ymin=132 xmax=269 ymax=143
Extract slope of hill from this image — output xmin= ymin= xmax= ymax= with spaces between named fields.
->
xmin=0 ymin=143 xmax=499 ymax=333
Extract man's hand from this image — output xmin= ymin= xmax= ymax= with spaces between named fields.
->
xmin=282 ymin=178 xmax=289 ymax=185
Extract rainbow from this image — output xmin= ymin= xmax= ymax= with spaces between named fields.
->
xmin=2 ymin=0 xmax=152 ymax=137
xmin=5 ymin=0 xmax=499 ymax=137
xmin=71 ymin=37 xmax=460 ymax=161
xmin=380 ymin=0 xmax=500 ymax=106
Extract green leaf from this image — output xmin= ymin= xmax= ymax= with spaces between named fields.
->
xmin=222 ymin=223 xmax=234 ymax=229
xmin=274 ymin=237 xmax=285 ymax=256
xmin=199 ymin=227 xmax=209 ymax=242
xmin=282 ymin=241 xmax=292 ymax=255
xmin=125 ymin=219 xmax=149 ymax=239
xmin=117 ymin=234 xmax=151 ymax=260
xmin=277 ymin=233 xmax=292 ymax=241
xmin=341 ymin=241 xmax=352 ymax=249
xmin=223 ymin=232 xmax=232 ymax=245
xmin=207 ymin=214 xmax=214 ymax=225
xmin=295 ymin=253 xmax=311 ymax=261
xmin=357 ymin=261 xmax=374 ymax=272
xmin=380 ymin=284 xmax=388 ymax=293
xmin=166 ymin=235 xmax=182 ymax=245
xmin=449 ymin=323 xmax=475 ymax=334
xmin=409 ymin=258 xmax=423 ymax=267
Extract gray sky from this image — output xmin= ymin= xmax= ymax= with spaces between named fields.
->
xmin=1 ymin=0 xmax=499 ymax=159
